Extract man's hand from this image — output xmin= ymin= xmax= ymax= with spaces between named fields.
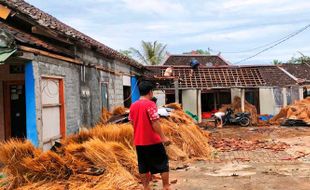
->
xmin=162 ymin=136 xmax=171 ymax=146
xmin=152 ymin=120 xmax=171 ymax=146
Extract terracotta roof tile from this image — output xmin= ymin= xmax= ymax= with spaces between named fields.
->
xmin=0 ymin=21 xmax=64 ymax=54
xmin=280 ymin=64 xmax=310 ymax=80
xmin=2 ymin=0 xmax=142 ymax=68
xmin=163 ymin=55 xmax=229 ymax=66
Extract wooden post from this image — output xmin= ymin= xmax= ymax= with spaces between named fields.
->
xmin=241 ymin=88 xmax=245 ymax=112
xmin=174 ymin=79 xmax=179 ymax=103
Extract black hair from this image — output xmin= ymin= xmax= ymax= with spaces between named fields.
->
xmin=139 ymin=81 xmax=155 ymax=96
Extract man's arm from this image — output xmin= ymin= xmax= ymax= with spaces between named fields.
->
xmin=152 ymin=119 xmax=170 ymax=143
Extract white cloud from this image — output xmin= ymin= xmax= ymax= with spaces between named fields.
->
xmin=121 ymin=0 xmax=185 ymax=15
xmin=26 ymin=0 xmax=310 ymax=64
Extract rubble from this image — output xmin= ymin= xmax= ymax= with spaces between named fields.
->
xmin=210 ymin=137 xmax=289 ymax=152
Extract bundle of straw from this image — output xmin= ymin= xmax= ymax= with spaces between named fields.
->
xmin=112 ymin=106 xmax=128 ymax=115
xmin=21 ymin=151 xmax=72 ymax=181
xmin=100 ymin=108 xmax=112 ymax=123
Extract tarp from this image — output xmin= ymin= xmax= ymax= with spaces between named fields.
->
xmin=0 ymin=49 xmax=16 ymax=63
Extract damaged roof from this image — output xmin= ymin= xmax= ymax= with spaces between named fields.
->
xmin=0 ymin=21 xmax=65 ymax=55
xmin=145 ymin=65 xmax=297 ymax=89
xmin=1 ymin=0 xmax=142 ymax=68
xmin=163 ymin=54 xmax=230 ymax=66
xmin=280 ymin=63 xmax=310 ymax=81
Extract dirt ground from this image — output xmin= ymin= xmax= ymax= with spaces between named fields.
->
xmin=154 ymin=126 xmax=310 ymax=190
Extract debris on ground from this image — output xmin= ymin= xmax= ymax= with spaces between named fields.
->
xmin=219 ymin=96 xmax=258 ymax=125
xmin=209 ymin=137 xmax=289 ymax=152
xmin=0 ymin=104 xmax=212 ymax=190
xmin=269 ymin=97 xmax=310 ymax=125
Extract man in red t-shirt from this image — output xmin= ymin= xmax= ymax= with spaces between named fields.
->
xmin=129 ymin=81 xmax=170 ymax=190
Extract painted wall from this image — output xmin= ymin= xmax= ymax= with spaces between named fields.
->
xmin=25 ymin=62 xmax=39 ymax=146
xmin=131 ymin=76 xmax=140 ymax=103
xmin=259 ymin=88 xmax=277 ymax=115
xmin=154 ymin=90 xmax=165 ymax=107
xmin=231 ymin=88 xmax=242 ymax=101
xmin=299 ymin=87 xmax=304 ymax=100
xmin=182 ymin=89 xmax=201 ymax=122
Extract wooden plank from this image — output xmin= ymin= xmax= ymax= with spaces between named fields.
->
xmin=19 ymin=45 xmax=82 ymax=64
xmin=59 ymin=79 xmax=66 ymax=138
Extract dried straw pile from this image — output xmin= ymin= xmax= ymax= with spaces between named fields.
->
xmin=270 ymin=97 xmax=310 ymax=125
xmin=0 ymin=104 xmax=211 ymax=189
xmin=219 ymin=96 xmax=258 ymax=125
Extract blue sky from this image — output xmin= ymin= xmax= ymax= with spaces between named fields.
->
xmin=26 ymin=0 xmax=310 ymax=64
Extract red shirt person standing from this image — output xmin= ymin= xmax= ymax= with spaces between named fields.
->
xmin=129 ymin=81 xmax=170 ymax=190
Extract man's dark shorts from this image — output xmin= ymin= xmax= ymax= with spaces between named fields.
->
xmin=136 ymin=143 xmax=169 ymax=174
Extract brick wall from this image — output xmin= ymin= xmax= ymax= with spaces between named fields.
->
xmin=34 ymin=58 xmax=81 ymax=135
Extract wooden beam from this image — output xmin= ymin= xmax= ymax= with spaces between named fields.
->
xmin=18 ymin=45 xmax=82 ymax=64
xmin=31 ymin=26 xmax=74 ymax=45
xmin=0 ymin=5 xmax=11 ymax=20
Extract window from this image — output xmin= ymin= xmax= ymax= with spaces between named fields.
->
xmin=101 ymin=82 xmax=108 ymax=110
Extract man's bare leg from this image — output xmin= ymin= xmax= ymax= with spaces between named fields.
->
xmin=218 ymin=119 xmax=223 ymax=128
xmin=140 ymin=173 xmax=151 ymax=190
xmin=161 ymin=172 xmax=170 ymax=190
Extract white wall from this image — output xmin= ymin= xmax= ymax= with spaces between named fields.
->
xmin=231 ymin=88 xmax=242 ymax=101
xmin=299 ymin=87 xmax=304 ymax=100
xmin=259 ymin=88 xmax=276 ymax=115
xmin=153 ymin=90 xmax=165 ymax=107
xmin=182 ymin=89 xmax=201 ymax=122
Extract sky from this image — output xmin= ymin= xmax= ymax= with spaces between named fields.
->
xmin=26 ymin=0 xmax=310 ymax=65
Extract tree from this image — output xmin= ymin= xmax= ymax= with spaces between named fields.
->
xmin=287 ymin=53 xmax=310 ymax=64
xmin=119 ymin=49 xmax=133 ymax=58
xmin=195 ymin=49 xmax=211 ymax=55
xmin=272 ymin=59 xmax=282 ymax=65
xmin=130 ymin=41 xmax=167 ymax=65
xmin=183 ymin=49 xmax=211 ymax=55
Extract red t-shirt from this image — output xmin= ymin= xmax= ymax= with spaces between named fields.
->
xmin=129 ymin=99 xmax=161 ymax=146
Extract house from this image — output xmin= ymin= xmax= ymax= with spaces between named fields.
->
xmin=279 ymin=63 xmax=310 ymax=97
xmin=146 ymin=54 xmax=304 ymax=122
xmin=0 ymin=0 xmax=142 ymax=149
xmin=162 ymin=54 xmax=230 ymax=66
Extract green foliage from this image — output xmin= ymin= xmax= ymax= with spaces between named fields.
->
xmin=183 ymin=49 xmax=211 ymax=55
xmin=119 ymin=49 xmax=133 ymax=58
xmin=287 ymin=54 xmax=310 ymax=64
xmin=130 ymin=41 xmax=167 ymax=65
xmin=195 ymin=49 xmax=211 ymax=55
xmin=272 ymin=59 xmax=282 ymax=65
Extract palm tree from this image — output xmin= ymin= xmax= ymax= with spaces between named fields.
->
xmin=272 ymin=59 xmax=282 ymax=65
xmin=130 ymin=41 xmax=167 ymax=65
